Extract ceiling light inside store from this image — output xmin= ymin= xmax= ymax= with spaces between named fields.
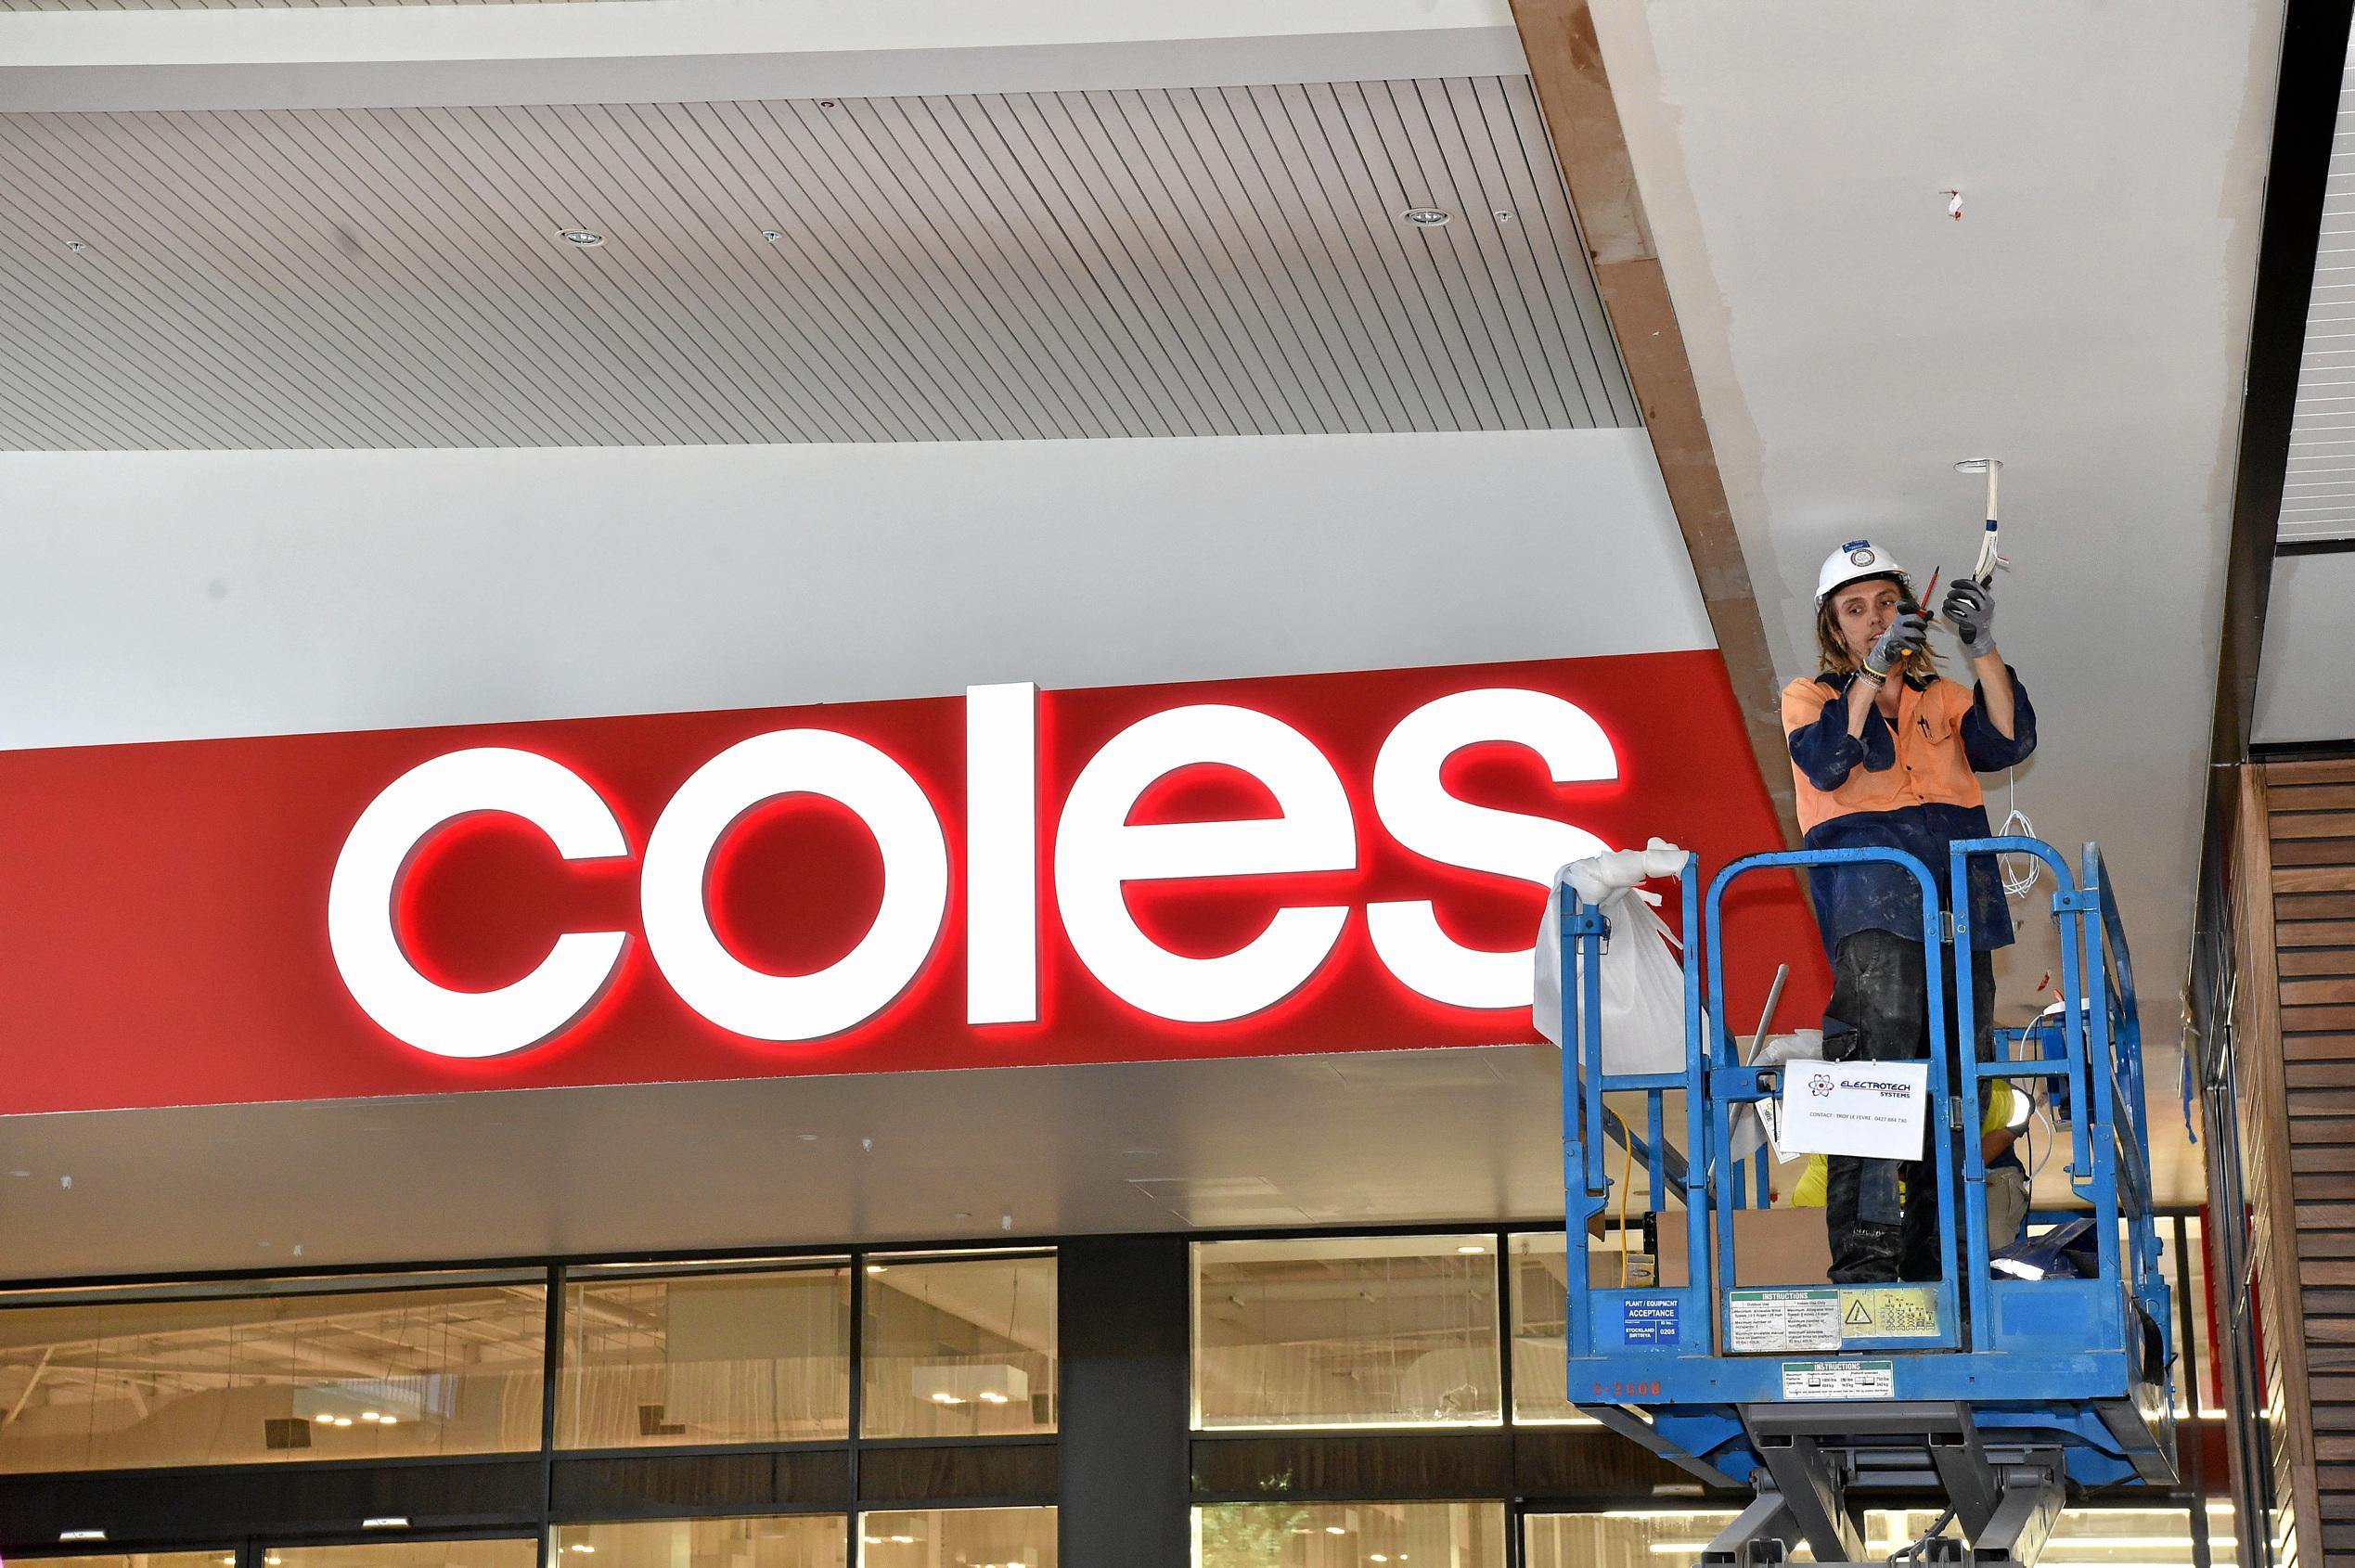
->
xmin=1456 ymin=1244 xmax=1486 ymax=1254
xmin=558 ymin=228 xmax=606 ymax=248
xmin=1402 ymin=207 xmax=1450 ymax=227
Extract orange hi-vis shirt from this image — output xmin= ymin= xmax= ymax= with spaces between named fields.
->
xmin=1780 ymin=666 xmax=2038 ymax=952
xmin=1781 ymin=673 xmax=1989 ymax=836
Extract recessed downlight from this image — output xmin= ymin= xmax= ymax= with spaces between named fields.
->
xmin=1402 ymin=207 xmax=1450 ymax=228
xmin=558 ymin=228 xmax=606 ymax=248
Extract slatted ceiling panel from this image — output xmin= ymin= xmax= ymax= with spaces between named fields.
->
xmin=0 ymin=79 xmax=1636 ymax=451
xmin=2267 ymin=755 xmax=2355 ymax=1548
xmin=2283 ymin=46 xmax=2355 ymax=542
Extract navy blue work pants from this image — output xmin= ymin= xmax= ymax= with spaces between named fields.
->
xmin=1821 ymin=929 xmax=1996 ymax=1284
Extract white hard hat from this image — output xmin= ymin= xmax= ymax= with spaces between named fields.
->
xmin=1815 ymin=538 xmax=1911 ymax=605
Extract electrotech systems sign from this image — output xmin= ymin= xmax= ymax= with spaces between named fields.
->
xmin=0 ymin=653 xmax=1823 ymax=1114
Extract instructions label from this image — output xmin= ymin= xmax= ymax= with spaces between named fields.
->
xmin=1728 ymin=1288 xmax=1841 ymax=1352
xmin=1782 ymin=1359 xmax=1895 ymax=1400
xmin=1837 ymin=1285 xmax=1940 ymax=1338
xmin=1622 ymin=1296 xmax=1681 ymax=1346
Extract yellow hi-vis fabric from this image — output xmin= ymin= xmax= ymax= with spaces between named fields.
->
xmin=1790 ymin=1077 xmax=2016 ymax=1207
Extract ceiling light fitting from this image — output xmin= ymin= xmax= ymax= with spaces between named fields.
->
xmin=558 ymin=228 xmax=606 ymax=249
xmin=1402 ymin=208 xmax=1450 ymax=228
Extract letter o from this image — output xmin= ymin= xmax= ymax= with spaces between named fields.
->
xmin=641 ymin=729 xmax=949 ymax=1042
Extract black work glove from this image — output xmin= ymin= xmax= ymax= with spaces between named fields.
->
xmin=1940 ymin=578 xmax=1996 ymax=659
xmin=1861 ymin=610 xmax=1929 ymax=683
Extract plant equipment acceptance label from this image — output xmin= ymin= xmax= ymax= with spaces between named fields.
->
xmin=1727 ymin=1288 xmax=1842 ymax=1352
xmin=1622 ymin=1296 xmax=1682 ymax=1345
xmin=1781 ymin=1359 xmax=1895 ymax=1400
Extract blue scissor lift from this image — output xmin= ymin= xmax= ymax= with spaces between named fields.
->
xmin=1559 ymin=839 xmax=2175 ymax=1568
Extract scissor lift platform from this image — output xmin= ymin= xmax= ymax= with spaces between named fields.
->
xmin=1558 ymin=840 xmax=2175 ymax=1568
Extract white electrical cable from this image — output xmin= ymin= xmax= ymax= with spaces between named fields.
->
xmin=1997 ymin=767 xmax=2040 ymax=901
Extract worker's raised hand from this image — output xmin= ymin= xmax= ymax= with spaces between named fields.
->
xmin=1940 ymin=578 xmax=1996 ymax=659
xmin=1863 ymin=609 xmax=1929 ymax=683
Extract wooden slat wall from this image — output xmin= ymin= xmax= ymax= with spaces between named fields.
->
xmin=2266 ymin=756 xmax=2355 ymax=1562
xmin=2234 ymin=765 xmax=2319 ymax=1568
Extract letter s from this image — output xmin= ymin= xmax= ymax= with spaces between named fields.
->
xmin=1367 ymin=689 xmax=1615 ymax=1009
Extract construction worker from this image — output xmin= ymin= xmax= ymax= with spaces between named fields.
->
xmin=1782 ymin=539 xmax=2036 ymax=1283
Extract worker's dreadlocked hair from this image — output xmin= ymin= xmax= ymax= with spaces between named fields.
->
xmin=1814 ymin=576 xmax=1941 ymax=683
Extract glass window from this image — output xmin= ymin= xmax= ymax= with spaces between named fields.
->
xmin=1506 ymin=1232 xmax=1596 ymax=1426
xmin=2157 ymin=1216 xmax=2220 ymax=1420
xmin=1192 ymin=1235 xmax=1501 ymax=1430
xmin=554 ymin=1516 xmax=850 ymax=1568
xmin=560 ymin=1260 xmax=852 ymax=1448
xmin=267 ymin=1545 xmax=536 ymax=1568
xmin=1523 ymin=1505 xmax=2223 ymax=1568
xmin=861 ymin=1253 xmax=1056 ymax=1438
xmin=28 ymin=1556 xmax=235 ymax=1568
xmin=858 ymin=1506 xmax=1055 ymax=1568
xmin=1197 ymin=1501 xmax=1506 ymax=1567
xmin=0 ymin=1272 xmax=546 ymax=1473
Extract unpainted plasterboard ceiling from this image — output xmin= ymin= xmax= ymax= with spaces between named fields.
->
xmin=2 ymin=1 xmax=620 ymax=9
xmin=2283 ymin=32 xmax=2355 ymax=542
xmin=0 ymin=78 xmax=1638 ymax=449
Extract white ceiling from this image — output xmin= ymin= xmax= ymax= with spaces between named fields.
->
xmin=0 ymin=1048 xmax=1570 ymax=1278
xmin=2280 ymin=27 xmax=2355 ymax=544
xmin=0 ymin=1045 xmax=2204 ymax=1279
xmin=0 ymin=78 xmax=1632 ymax=449
xmin=1 ymin=0 xmax=614 ymax=8
xmin=1590 ymin=0 xmax=2283 ymax=1054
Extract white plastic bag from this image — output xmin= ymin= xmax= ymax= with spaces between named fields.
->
xmin=1533 ymin=838 xmax=1695 ymax=1077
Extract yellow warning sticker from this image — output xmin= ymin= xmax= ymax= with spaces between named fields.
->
xmin=1836 ymin=1285 xmax=1940 ymax=1338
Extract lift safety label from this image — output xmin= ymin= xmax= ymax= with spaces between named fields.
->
xmin=1727 ymin=1288 xmax=1841 ymax=1352
xmin=1838 ymin=1285 xmax=1940 ymax=1338
xmin=1781 ymin=1359 xmax=1895 ymax=1400
xmin=1621 ymin=1297 xmax=1681 ymax=1345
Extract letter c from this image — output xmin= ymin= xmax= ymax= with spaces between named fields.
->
xmin=328 ymin=748 xmax=630 ymax=1059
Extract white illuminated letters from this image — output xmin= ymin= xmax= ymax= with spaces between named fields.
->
xmin=641 ymin=729 xmax=949 ymax=1042
xmin=1366 ymin=688 xmax=1616 ymax=1009
xmin=327 ymin=748 xmax=629 ymax=1059
xmin=334 ymin=677 xmax=1633 ymax=1057
xmin=1054 ymin=704 xmax=1355 ymax=1023
xmin=965 ymin=683 xmax=1038 ymax=1025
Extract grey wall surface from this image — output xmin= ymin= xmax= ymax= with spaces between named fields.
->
xmin=2255 ymin=550 xmax=2355 ymax=744
xmin=0 ymin=429 xmax=1709 ymax=749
